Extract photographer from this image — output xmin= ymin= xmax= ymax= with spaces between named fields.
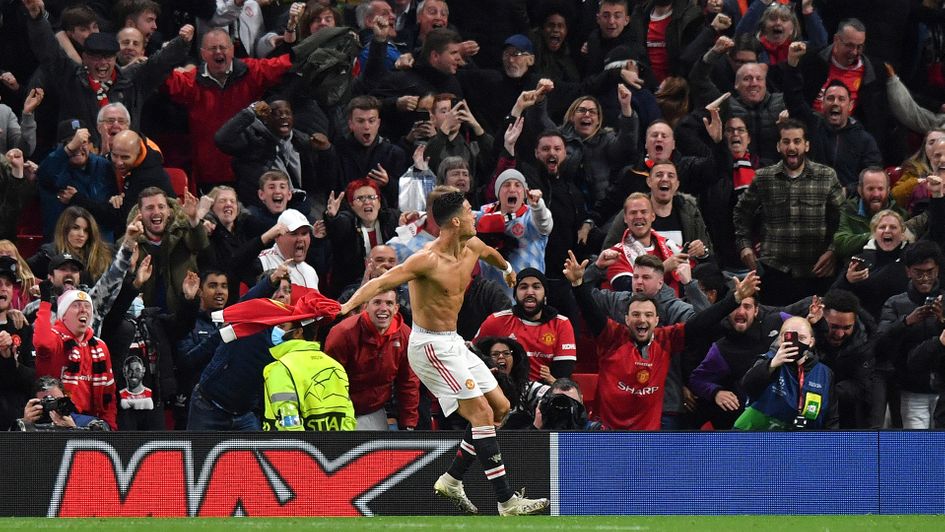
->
xmin=531 ymin=378 xmax=603 ymax=431
xmin=19 ymin=376 xmax=104 ymax=430
xmin=736 ymin=317 xmax=839 ymax=430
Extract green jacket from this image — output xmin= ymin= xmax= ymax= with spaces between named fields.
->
xmin=832 ymin=197 xmax=923 ymax=263
xmin=262 ymin=339 xmax=357 ymax=432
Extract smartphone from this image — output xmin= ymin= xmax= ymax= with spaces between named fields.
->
xmin=783 ymin=331 xmax=798 ymax=348
xmin=925 ymin=296 xmax=938 ymax=307
xmin=850 ymin=255 xmax=870 ymax=271
xmin=70 ymin=119 xmax=80 ymax=131
xmin=681 ymin=241 xmax=691 ymax=254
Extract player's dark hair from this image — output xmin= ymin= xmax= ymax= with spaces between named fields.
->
xmin=431 ymin=191 xmax=466 ymax=227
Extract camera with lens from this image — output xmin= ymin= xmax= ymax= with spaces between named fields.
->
xmin=538 ymin=393 xmax=588 ymax=430
xmin=40 ymin=395 xmax=75 ymax=417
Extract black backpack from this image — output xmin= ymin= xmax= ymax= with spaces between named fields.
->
xmin=291 ymin=26 xmax=362 ymax=107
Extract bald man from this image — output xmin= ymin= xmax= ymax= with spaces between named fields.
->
xmin=117 ymin=27 xmax=146 ymax=67
xmin=108 ymin=130 xmax=175 ymax=226
xmin=737 ymin=315 xmax=839 ymax=430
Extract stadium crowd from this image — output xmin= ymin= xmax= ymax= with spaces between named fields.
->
xmin=3 ymin=0 xmax=945 ymax=433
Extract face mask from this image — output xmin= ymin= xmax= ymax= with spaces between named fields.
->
xmin=271 ymin=326 xmax=289 ymax=346
xmin=128 ymin=296 xmax=144 ymax=318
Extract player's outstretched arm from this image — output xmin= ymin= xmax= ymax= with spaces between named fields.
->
xmin=340 ymin=253 xmax=430 ymax=314
xmin=468 ymin=236 xmax=515 ymax=287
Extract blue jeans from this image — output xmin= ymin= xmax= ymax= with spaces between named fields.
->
xmin=187 ymin=389 xmax=260 ymax=431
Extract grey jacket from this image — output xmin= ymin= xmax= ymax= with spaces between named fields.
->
xmin=24 ymin=244 xmax=134 ymax=334
xmin=886 ymin=75 xmax=945 ymax=134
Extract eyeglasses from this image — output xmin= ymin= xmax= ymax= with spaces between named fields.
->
xmin=354 ymin=194 xmax=379 ymax=203
xmin=574 ymin=107 xmax=599 ymax=116
xmin=503 ymin=49 xmax=532 ymax=58
xmin=910 ymin=268 xmax=938 ymax=280
xmin=100 ymin=117 xmax=129 ymax=125
xmin=490 ymin=350 xmax=512 ymax=358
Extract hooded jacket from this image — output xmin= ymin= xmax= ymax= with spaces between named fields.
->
xmin=323 ymin=311 xmax=419 ymax=428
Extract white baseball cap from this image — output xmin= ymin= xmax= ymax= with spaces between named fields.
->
xmin=278 ymin=209 xmax=313 ymax=232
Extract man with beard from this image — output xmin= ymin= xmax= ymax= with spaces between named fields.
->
xmin=876 ymin=241 xmax=945 ymax=429
xmin=493 ymin=123 xmax=590 ymax=320
xmin=457 ymin=34 xmax=539 ymax=136
xmin=806 ymin=290 xmax=876 ymax=428
xmin=475 ymin=268 xmax=575 ymax=384
xmin=215 ymin=99 xmax=318 ymax=214
xmin=784 ymin=42 xmax=881 ymax=190
xmin=567 ymin=250 xmax=761 ymax=430
xmin=733 ymin=119 xmax=844 ymax=305
xmin=583 ymin=252 xmax=710 ymax=428
xmin=833 ymin=167 xmax=917 ymax=265
xmin=126 ymin=187 xmax=209 ymax=315
xmin=474 ymin=169 xmax=551 ymax=300
xmin=256 ymin=209 xmax=319 ymax=290
xmin=688 ymin=294 xmax=786 ymax=429
xmin=325 ymin=289 xmax=420 ymax=430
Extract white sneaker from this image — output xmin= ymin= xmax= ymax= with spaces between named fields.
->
xmin=434 ymin=473 xmax=479 ymax=514
xmin=497 ymin=489 xmax=549 ymax=516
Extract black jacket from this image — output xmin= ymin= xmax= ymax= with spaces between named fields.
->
xmin=319 ymin=134 xmax=408 ymax=210
xmin=876 ymin=282 xmax=945 ymax=393
xmin=323 ymin=208 xmax=399 ymax=297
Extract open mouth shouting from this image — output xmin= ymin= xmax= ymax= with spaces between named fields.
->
xmin=544 ymin=155 xmax=559 ymax=174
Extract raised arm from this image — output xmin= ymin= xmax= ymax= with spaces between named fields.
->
xmin=467 ymin=236 xmax=515 ymax=287
xmin=339 ymin=252 xmax=429 ymax=314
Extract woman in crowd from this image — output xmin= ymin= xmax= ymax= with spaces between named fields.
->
xmin=832 ymin=209 xmax=912 ymax=320
xmin=892 ymin=130 xmax=945 ymax=212
xmin=0 ymin=240 xmax=36 ymax=311
xmin=475 ymin=336 xmax=549 ymax=430
xmin=27 ymin=206 xmax=111 ymax=286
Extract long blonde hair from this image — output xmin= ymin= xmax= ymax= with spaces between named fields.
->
xmin=52 ymin=206 xmax=112 ymax=280
xmin=563 ymin=96 xmax=603 ymax=140
xmin=0 ymin=240 xmax=36 ymax=295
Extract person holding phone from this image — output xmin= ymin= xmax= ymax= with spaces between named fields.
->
xmin=736 ymin=316 xmax=839 ymax=430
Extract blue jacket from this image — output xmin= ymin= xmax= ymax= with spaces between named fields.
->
xmin=37 ymin=147 xmax=115 ymax=239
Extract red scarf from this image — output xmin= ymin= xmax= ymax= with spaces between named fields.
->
xmin=732 ymin=153 xmax=755 ymax=191
xmin=87 ymin=70 xmax=117 ymax=108
xmin=759 ymin=36 xmax=792 ymax=65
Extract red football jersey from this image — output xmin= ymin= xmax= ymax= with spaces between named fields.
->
xmin=475 ymin=310 xmax=577 ymax=381
xmin=595 ymin=321 xmax=687 ymax=430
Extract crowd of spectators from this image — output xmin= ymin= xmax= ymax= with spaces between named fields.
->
xmin=4 ymin=0 xmax=945 ymax=433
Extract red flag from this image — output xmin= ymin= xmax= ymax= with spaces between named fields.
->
xmin=211 ymin=292 xmax=341 ymax=343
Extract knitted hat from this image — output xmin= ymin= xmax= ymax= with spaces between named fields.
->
xmin=516 ymin=267 xmax=547 ymax=289
xmin=494 ymin=169 xmax=527 ymax=199
xmin=58 ymin=289 xmax=94 ymax=317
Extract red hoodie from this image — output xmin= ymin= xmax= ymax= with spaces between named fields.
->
xmin=33 ymin=301 xmax=117 ymax=429
xmin=324 ymin=311 xmax=419 ymax=428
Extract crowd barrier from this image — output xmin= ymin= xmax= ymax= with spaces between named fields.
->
xmin=0 ymin=431 xmax=941 ymax=517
